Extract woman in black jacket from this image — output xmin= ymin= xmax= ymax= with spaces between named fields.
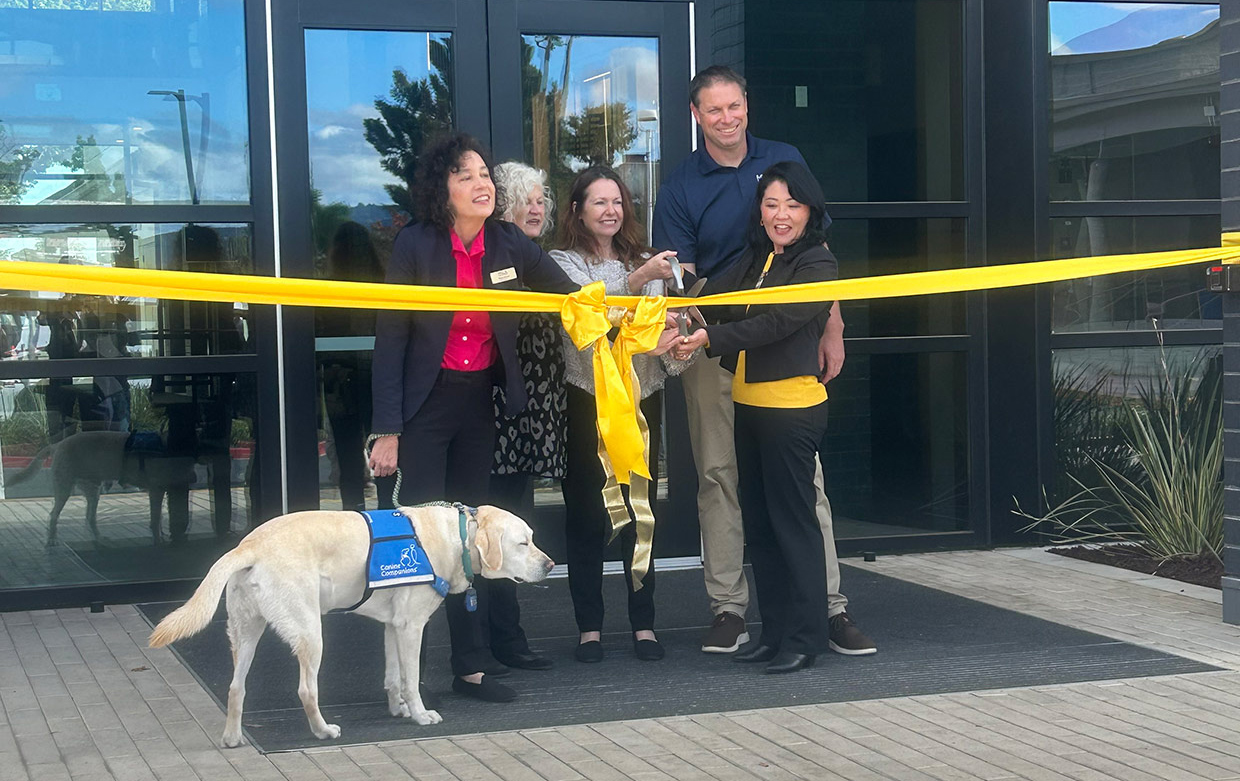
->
xmin=672 ymin=161 xmax=837 ymax=674
xmin=369 ymin=133 xmax=577 ymax=702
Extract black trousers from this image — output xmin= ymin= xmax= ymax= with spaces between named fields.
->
xmin=734 ymin=400 xmax=830 ymax=656
xmin=392 ymin=368 xmax=529 ymax=677
xmin=562 ymin=385 xmax=660 ymax=633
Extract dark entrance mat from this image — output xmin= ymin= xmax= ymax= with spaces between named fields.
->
xmin=136 ymin=564 xmax=1218 ymax=753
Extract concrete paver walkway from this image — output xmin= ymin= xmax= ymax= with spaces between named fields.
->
xmin=3 ymin=547 xmax=1239 ymax=781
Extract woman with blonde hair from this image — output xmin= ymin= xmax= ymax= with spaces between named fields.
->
xmin=482 ymin=161 xmax=564 ymax=671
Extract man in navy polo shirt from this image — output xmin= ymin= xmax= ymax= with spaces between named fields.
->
xmin=653 ymin=65 xmax=875 ymax=657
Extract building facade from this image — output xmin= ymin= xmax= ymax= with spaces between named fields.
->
xmin=0 ymin=0 xmax=1223 ymax=610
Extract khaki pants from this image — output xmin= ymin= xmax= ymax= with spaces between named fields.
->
xmin=681 ymin=355 xmax=848 ymax=618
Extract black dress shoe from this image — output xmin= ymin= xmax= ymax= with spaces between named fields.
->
xmin=574 ymin=640 xmax=604 ymax=663
xmin=633 ymin=638 xmax=665 ymax=661
xmin=451 ymin=675 xmax=516 ymax=702
xmin=733 ymin=643 xmax=779 ymax=663
xmin=765 ymin=651 xmax=816 ymax=674
xmin=484 ymin=662 xmax=512 ymax=678
xmin=494 ymin=650 xmax=554 ymax=671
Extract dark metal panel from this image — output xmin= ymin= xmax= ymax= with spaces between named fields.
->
xmin=843 ymin=336 xmax=973 ymax=354
xmin=1049 ymin=328 xmax=1224 ymax=350
xmin=823 ymin=202 xmax=971 ymax=220
xmin=454 ymin=0 xmax=494 ymax=141
xmin=486 ymin=0 xmax=523 ymax=159
xmin=983 ymin=0 xmax=1043 ymax=544
xmin=1215 ymin=0 xmax=1240 ymax=625
xmin=245 ymin=0 xmax=283 ymax=526
xmin=269 ymin=0 xmax=319 ymax=510
xmin=0 ymin=205 xmax=254 ymax=225
xmin=0 ymin=356 xmax=259 ymax=380
xmin=1048 ymin=200 xmax=1222 ymax=218
xmin=964 ymin=0 xmax=989 ymax=545
xmin=297 ymin=0 xmax=460 ymax=26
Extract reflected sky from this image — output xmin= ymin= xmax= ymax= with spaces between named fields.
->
xmin=1050 ymin=2 xmax=1219 ymax=55
xmin=0 ymin=0 xmax=251 ymax=205
xmin=304 ymin=30 xmax=659 ymax=209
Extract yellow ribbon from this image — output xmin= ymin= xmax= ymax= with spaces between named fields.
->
xmin=2 ymin=234 xmax=1237 ymax=586
xmin=1 ymin=234 xmax=1237 ymax=313
xmin=560 ymin=283 xmax=667 ymax=589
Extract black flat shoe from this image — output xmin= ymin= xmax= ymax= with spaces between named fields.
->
xmin=633 ymin=638 xmax=664 ymax=661
xmin=765 ymin=652 xmax=816 ymax=674
xmin=733 ymin=643 xmax=779 ymax=663
xmin=494 ymin=650 xmax=554 ymax=671
xmin=451 ymin=675 xmax=516 ymax=702
xmin=574 ymin=640 xmax=604 ymax=663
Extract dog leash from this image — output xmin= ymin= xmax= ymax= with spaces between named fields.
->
xmin=365 ymin=433 xmax=403 ymax=509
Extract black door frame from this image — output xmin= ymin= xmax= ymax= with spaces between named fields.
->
xmin=273 ymin=0 xmax=695 ymax=553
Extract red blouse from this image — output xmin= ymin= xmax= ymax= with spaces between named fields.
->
xmin=441 ymin=229 xmax=496 ymax=371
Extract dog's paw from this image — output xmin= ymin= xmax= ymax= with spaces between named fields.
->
xmin=314 ymin=723 xmax=341 ymax=740
xmin=412 ymin=709 xmax=442 ymax=726
xmin=221 ymin=732 xmax=245 ymax=748
xmin=387 ymin=690 xmax=409 ymax=717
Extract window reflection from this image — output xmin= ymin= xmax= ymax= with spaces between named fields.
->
xmin=521 ymin=35 xmax=660 ymax=237
xmin=743 ymin=0 xmax=965 ymax=202
xmin=832 ymin=218 xmax=967 ymax=338
xmin=1050 ymin=345 xmax=1219 ymax=508
xmin=825 ymin=351 xmax=969 ymax=536
xmin=304 ymin=30 xmax=453 ymax=281
xmin=0 ymin=223 xmax=254 ymax=356
xmin=0 ymin=371 xmax=262 ymax=588
xmin=1049 ymin=2 xmax=1220 ymax=201
xmin=0 ymin=0 xmax=250 ymax=205
xmin=1050 ymin=215 xmax=1219 ymax=331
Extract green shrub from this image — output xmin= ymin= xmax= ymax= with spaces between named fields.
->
xmin=1018 ymin=343 xmax=1222 ymax=561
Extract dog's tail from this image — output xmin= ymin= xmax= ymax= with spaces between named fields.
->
xmin=148 ymin=544 xmax=259 ymax=648
xmin=6 ymin=443 xmax=54 ymax=487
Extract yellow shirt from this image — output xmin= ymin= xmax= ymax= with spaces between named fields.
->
xmin=731 ymin=252 xmax=828 ymax=409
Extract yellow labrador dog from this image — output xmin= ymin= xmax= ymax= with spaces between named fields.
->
xmin=148 ymin=504 xmax=553 ymax=747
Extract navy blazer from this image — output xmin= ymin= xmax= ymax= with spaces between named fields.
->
xmin=371 ymin=220 xmax=577 ymax=435
xmin=701 ymin=238 xmax=837 ymax=383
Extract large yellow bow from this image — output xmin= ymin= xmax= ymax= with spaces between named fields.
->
xmin=560 ymin=282 xmax=667 ymax=483
xmin=561 ymin=282 xmax=668 ymax=589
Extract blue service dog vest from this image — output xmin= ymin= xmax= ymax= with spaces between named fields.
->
xmin=336 ymin=510 xmax=450 ymax=612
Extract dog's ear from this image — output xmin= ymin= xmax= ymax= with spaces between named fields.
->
xmin=474 ymin=514 xmax=504 ymax=573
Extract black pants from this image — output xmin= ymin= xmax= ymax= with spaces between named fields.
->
xmin=393 ymin=369 xmax=528 ymax=676
xmin=734 ymin=400 xmax=830 ymax=656
xmin=562 ymin=385 xmax=660 ymax=633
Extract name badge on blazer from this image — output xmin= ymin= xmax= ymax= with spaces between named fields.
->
xmin=490 ymin=267 xmax=518 ymax=284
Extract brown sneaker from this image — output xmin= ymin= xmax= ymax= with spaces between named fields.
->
xmin=828 ymin=612 xmax=876 ymax=656
xmin=701 ymin=611 xmax=749 ymax=653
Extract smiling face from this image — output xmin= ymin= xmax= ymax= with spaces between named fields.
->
xmin=447 ymin=151 xmax=495 ymax=226
xmin=691 ymin=80 xmax=748 ymax=159
xmin=760 ymin=178 xmax=809 ymax=252
xmin=577 ymin=177 xmax=624 ymax=247
xmin=510 ymin=185 xmax=547 ymax=239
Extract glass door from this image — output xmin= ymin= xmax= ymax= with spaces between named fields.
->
xmin=275 ymin=0 xmax=693 ymax=545
xmin=487 ymin=0 xmax=693 ymax=560
xmin=273 ymin=0 xmax=488 ymax=509
xmin=305 ymin=28 xmax=457 ymax=511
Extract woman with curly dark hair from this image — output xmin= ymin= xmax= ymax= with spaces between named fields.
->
xmin=369 ymin=133 xmax=576 ymax=703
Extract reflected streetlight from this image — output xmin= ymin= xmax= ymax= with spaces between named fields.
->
xmin=148 ymin=89 xmax=210 ymax=204
xmin=638 ymin=108 xmax=658 ymax=243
